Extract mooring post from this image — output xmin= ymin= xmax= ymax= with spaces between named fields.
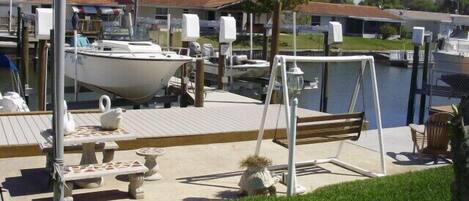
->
xmin=269 ymin=0 xmax=281 ymax=104
xmin=180 ymin=41 xmax=189 ymax=107
xmin=406 ymin=45 xmax=420 ymax=125
xmin=418 ymin=35 xmax=431 ymax=124
xmin=38 ymin=40 xmax=47 ymax=111
xmin=218 ymin=43 xmax=226 ymax=90
xmin=262 ymin=27 xmax=268 ymax=60
xmin=195 ymin=59 xmax=205 ymax=107
xmin=21 ymin=21 xmax=30 ymax=103
xmin=269 ymin=0 xmax=281 ymax=72
xmin=320 ymin=32 xmax=330 ymax=112
xmin=33 ymin=42 xmax=38 ymax=72
xmin=16 ymin=7 xmax=21 ymax=79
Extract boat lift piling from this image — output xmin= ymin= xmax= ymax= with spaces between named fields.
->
xmin=406 ymin=27 xmax=428 ymax=125
xmin=38 ymin=40 xmax=47 ymax=111
xmin=406 ymin=43 xmax=421 ymax=125
xmin=218 ymin=44 xmax=226 ymax=90
xmin=15 ymin=7 xmax=21 ymax=86
xmin=320 ymin=32 xmax=330 ymax=112
xmin=181 ymin=41 xmax=189 ymax=107
xmin=21 ymin=19 xmax=30 ymax=104
xmin=418 ymin=34 xmax=432 ymax=124
xmin=195 ymin=59 xmax=205 ymax=107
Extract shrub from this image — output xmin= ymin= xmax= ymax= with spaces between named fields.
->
xmin=400 ymin=27 xmax=412 ymax=39
xmin=379 ymin=24 xmax=398 ymax=39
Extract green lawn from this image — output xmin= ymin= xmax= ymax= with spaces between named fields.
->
xmin=149 ymin=31 xmax=412 ymax=51
xmin=240 ymin=165 xmax=453 ymax=201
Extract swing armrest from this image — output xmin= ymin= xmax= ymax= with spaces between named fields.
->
xmin=409 ymin=124 xmax=425 ymax=148
xmin=409 ymin=124 xmax=425 ymax=134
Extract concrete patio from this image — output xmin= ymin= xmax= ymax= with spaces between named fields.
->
xmin=0 ymin=126 xmax=448 ymax=201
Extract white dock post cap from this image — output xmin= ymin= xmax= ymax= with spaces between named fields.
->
xmin=328 ymin=21 xmax=343 ymax=45
xmin=35 ymin=8 xmax=53 ymax=40
xmin=182 ymin=14 xmax=200 ymax=42
xmin=219 ymin=16 xmax=237 ymax=43
xmin=412 ymin=27 xmax=425 ymax=46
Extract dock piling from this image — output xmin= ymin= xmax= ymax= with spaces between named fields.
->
xmin=15 ymin=7 xmax=21 ymax=83
xmin=320 ymin=32 xmax=330 ymax=112
xmin=21 ymin=21 xmax=30 ymax=103
xmin=262 ymin=27 xmax=268 ymax=60
xmin=38 ymin=40 xmax=47 ymax=111
xmin=218 ymin=43 xmax=226 ymax=90
xmin=195 ymin=59 xmax=204 ymax=107
xmin=269 ymin=0 xmax=281 ymax=104
xmin=180 ymin=41 xmax=189 ymax=107
xmin=406 ymin=45 xmax=420 ymax=125
xmin=418 ymin=35 xmax=431 ymax=124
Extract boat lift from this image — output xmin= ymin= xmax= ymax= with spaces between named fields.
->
xmin=254 ymin=55 xmax=386 ymax=195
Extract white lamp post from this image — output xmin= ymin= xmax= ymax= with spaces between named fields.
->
xmin=287 ymin=65 xmax=304 ymax=97
xmin=286 ymin=64 xmax=305 ymax=195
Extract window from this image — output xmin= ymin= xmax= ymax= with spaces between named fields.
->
xmin=208 ymin=11 xmax=215 ymax=20
xmin=311 ymin=16 xmax=320 ymax=26
xmin=32 ymin=5 xmax=38 ymax=14
xmin=155 ymin=7 xmax=168 ymax=19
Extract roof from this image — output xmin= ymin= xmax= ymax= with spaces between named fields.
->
xmin=1 ymin=0 xmax=118 ymax=5
xmin=140 ymin=0 xmax=243 ymax=9
xmin=386 ymin=9 xmax=452 ymax=22
xmin=296 ymin=2 xmax=401 ymax=21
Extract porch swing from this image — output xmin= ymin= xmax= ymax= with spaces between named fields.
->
xmin=253 ymin=55 xmax=386 ymax=196
xmin=272 ymin=63 xmax=368 ymax=148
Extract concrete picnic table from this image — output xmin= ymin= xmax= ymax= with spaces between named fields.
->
xmin=41 ymin=126 xmax=136 ymax=188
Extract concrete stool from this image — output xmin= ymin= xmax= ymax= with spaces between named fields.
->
xmin=136 ymin=147 xmax=166 ymax=181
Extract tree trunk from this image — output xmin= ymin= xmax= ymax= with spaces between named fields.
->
xmin=450 ymin=96 xmax=469 ymax=201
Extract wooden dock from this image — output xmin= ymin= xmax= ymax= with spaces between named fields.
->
xmin=0 ymin=105 xmax=323 ymax=158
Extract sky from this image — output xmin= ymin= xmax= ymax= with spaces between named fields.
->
xmin=353 ymin=0 xmax=362 ymax=5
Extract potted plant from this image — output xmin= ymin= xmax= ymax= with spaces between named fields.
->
xmin=238 ymin=155 xmax=279 ymax=196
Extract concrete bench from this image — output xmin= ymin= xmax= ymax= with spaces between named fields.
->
xmin=63 ymin=160 xmax=148 ymax=201
xmin=39 ymin=141 xmax=119 ymax=171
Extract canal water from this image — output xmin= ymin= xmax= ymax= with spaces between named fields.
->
xmin=0 ymin=62 xmax=459 ymax=129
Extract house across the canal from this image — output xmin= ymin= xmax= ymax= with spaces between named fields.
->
xmin=295 ymin=2 xmax=402 ymax=39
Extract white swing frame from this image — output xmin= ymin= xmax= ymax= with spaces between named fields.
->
xmin=254 ymin=55 xmax=387 ymax=196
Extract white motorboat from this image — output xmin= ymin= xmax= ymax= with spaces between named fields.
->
xmin=204 ymin=56 xmax=270 ymax=78
xmin=65 ymin=40 xmax=192 ymax=103
xmin=433 ymin=31 xmax=469 ymax=74
xmin=195 ymin=44 xmax=269 ymax=79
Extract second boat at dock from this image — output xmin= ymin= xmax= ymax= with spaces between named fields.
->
xmin=64 ymin=40 xmax=193 ymax=103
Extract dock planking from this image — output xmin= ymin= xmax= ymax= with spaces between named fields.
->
xmin=0 ymin=105 xmax=323 ymax=157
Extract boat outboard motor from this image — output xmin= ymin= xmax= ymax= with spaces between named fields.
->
xmin=189 ymin=42 xmax=202 ymax=57
xmin=202 ymin=44 xmax=214 ymax=57
xmin=233 ymin=55 xmax=248 ymax=65
xmin=437 ymin=38 xmax=445 ymax=50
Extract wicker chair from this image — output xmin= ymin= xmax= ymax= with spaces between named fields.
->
xmin=409 ymin=112 xmax=454 ymax=164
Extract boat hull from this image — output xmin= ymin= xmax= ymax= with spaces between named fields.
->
xmin=204 ymin=60 xmax=269 ymax=78
xmin=65 ymin=51 xmax=190 ymax=103
xmin=433 ymin=52 xmax=469 ymax=74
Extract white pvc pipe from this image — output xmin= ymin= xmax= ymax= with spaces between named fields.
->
xmin=368 ymin=58 xmax=386 ymax=175
xmin=281 ymin=55 xmax=374 ymax=63
xmin=293 ymin=12 xmax=297 ymax=67
xmin=74 ymin=30 xmax=78 ymax=101
xmin=254 ymin=56 xmax=279 ymax=155
xmin=254 ymin=55 xmax=386 ymax=176
xmin=249 ymin=13 xmax=253 ymax=59
xmin=167 ymin=13 xmax=171 ymax=51
xmin=287 ymin=98 xmax=298 ymax=196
